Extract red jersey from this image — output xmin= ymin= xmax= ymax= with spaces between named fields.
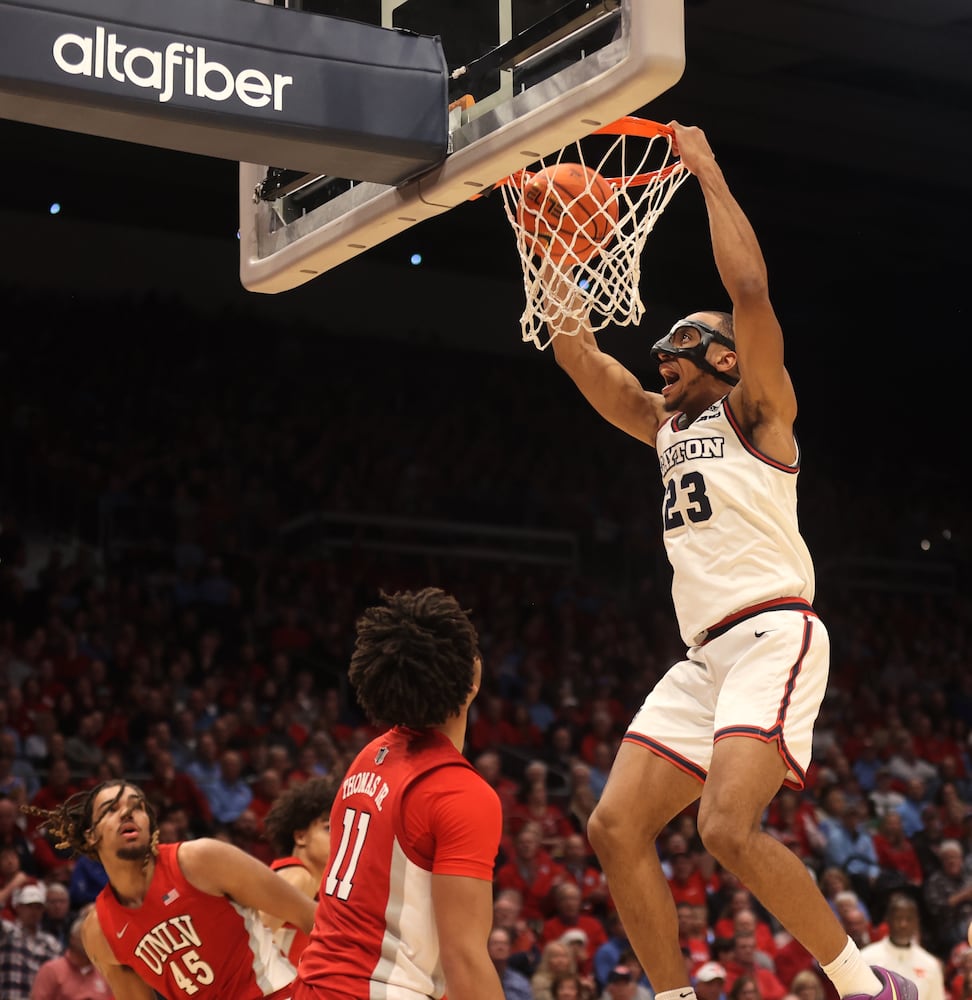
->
xmin=95 ymin=843 xmax=297 ymax=999
xmin=296 ymin=727 xmax=501 ymax=1000
xmin=270 ymin=856 xmax=313 ymax=965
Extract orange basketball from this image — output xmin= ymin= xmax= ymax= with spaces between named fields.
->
xmin=516 ymin=163 xmax=618 ymax=264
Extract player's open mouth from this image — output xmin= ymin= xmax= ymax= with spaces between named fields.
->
xmin=660 ymin=366 xmax=679 ymax=394
xmin=120 ymin=822 xmax=139 ymax=838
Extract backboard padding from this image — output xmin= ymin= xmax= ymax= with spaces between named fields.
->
xmin=240 ymin=0 xmax=684 ymax=293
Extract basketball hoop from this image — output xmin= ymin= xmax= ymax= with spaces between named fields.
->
xmin=497 ymin=117 xmax=690 ymax=351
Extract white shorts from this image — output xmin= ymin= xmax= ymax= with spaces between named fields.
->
xmin=625 ymin=602 xmax=829 ymax=789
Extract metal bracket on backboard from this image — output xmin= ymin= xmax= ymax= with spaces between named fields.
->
xmin=240 ymin=0 xmax=684 ymax=293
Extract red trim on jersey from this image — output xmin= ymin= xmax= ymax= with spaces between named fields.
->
xmin=621 ymin=733 xmax=706 ymax=783
xmin=702 ymin=597 xmax=816 ymax=643
xmin=271 ymin=856 xmax=308 ymax=873
xmin=723 ymin=397 xmax=800 ymax=473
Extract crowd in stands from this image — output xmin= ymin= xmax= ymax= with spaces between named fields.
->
xmin=1 ymin=287 xmax=971 ymax=999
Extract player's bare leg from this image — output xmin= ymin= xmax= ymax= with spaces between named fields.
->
xmin=587 ymin=742 xmax=701 ymax=992
xmin=698 ymin=736 xmax=850 ymax=963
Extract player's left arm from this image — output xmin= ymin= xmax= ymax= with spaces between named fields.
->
xmin=434 ymin=873 xmax=506 ymax=1000
xmin=178 ymin=838 xmax=316 ymax=934
xmin=260 ymin=864 xmax=318 ymax=933
xmin=426 ymin=773 xmax=505 ymax=1000
xmin=671 ymin=121 xmax=797 ymax=464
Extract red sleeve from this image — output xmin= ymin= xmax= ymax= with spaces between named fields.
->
xmin=403 ymin=766 xmax=502 ymax=882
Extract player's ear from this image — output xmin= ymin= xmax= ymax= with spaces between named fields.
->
xmin=470 ymin=655 xmax=483 ymax=699
xmin=718 ymin=347 xmax=737 ymax=378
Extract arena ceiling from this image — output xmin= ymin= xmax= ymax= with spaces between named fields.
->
xmin=0 ymin=0 xmax=968 ymax=338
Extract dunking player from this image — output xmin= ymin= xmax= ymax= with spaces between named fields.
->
xmin=261 ymin=775 xmax=337 ymax=964
xmin=543 ymin=122 xmax=917 ymax=1000
xmin=295 ymin=587 xmax=505 ymax=1000
xmin=30 ymin=780 xmax=315 ymax=999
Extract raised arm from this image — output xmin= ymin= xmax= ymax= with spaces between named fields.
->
xmin=544 ymin=267 xmax=665 ymax=448
xmin=670 ymin=122 xmax=797 ymax=457
xmin=177 ymin=838 xmax=316 ymax=934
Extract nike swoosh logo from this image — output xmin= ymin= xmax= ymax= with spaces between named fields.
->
xmin=116 ymin=923 xmax=129 ymax=938
xmin=679 ymin=992 xmax=693 ymax=998
xmin=754 ymin=629 xmax=775 ymax=637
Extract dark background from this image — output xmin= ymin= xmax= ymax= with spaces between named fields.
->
xmin=1 ymin=0 xmax=969 ymax=465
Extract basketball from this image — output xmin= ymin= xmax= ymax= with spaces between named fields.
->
xmin=517 ymin=163 xmax=618 ymax=264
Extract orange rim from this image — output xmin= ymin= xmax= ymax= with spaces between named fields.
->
xmin=483 ymin=117 xmax=681 ymax=195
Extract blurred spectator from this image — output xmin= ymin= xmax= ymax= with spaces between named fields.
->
xmin=713 ymin=890 xmax=776 ymax=958
xmin=489 ymin=925 xmax=534 ymax=1000
xmin=694 ymin=962 xmax=729 ymax=1000
xmin=729 ymin=975 xmax=764 ymax=1000
xmin=470 ymin=695 xmax=519 ymax=757
xmin=839 ymin=904 xmax=878 ymax=950
xmin=939 ymin=783 xmax=971 ymax=841
xmin=229 ymin=808 xmax=273 ymax=865
xmin=724 ymin=932 xmax=786 ymax=1000
xmin=27 ymin=761 xmax=78 ymax=836
xmin=0 ymin=734 xmax=39 ymax=801
xmin=588 ymin=742 xmax=615 ymax=801
xmin=62 ymin=713 xmax=104 ymax=774
xmin=598 ymin=963 xmax=651 ymax=1000
xmin=565 ymin=763 xmax=598 ymax=841
xmin=0 ymin=883 xmax=61 ymax=1000
xmin=523 ymin=678 xmax=557 ymax=735
xmin=0 ymin=846 xmax=32 ymax=919
xmin=555 ymin=969 xmax=595 ymax=1000
xmin=873 ymin=810 xmax=924 ymax=891
xmin=249 ymin=767 xmax=285 ymax=829
xmin=678 ymin=901 xmax=711 ymax=970
xmin=204 ymin=749 xmax=252 ymax=826
xmin=870 ymin=768 xmax=907 ymax=821
xmin=900 ymin=778 xmax=935 ymax=839
xmin=913 ymin=805 xmax=947 ymax=880
xmin=67 ymin=855 xmax=107 ymax=912
xmin=561 ymin=833 xmax=608 ymax=914
xmin=0 ymin=751 xmax=28 ymax=806
xmin=765 ymin=790 xmax=824 ymax=863
xmin=888 ymin=736 xmax=939 ymax=799
xmin=593 ymin=911 xmax=634 ymax=992
xmin=493 ymin=888 xmax=539 ymax=966
xmin=924 ymin=840 xmax=972 ymax=955
xmin=852 ymin=739 xmax=885 ymax=794
xmin=0 ymin=796 xmax=35 ymax=876
xmin=816 ymin=790 xmax=880 ymax=901
xmin=495 ymin=821 xmax=566 ymax=923
xmin=667 ymin=845 xmax=709 ymax=908
xmin=27 ymin=912 xmax=111 ymax=1000
xmin=542 ymin=882 xmax=607 ymax=974
xmin=141 ymin=750 xmax=213 ymax=836
xmin=860 ymin=894 xmax=945 ymax=1000
xmin=788 ymin=970 xmax=828 ymax=1000
xmin=533 ymin=939 xmax=579 ymax=1000
xmin=475 ymin=750 xmax=520 ymax=819
xmin=38 ymin=882 xmax=71 ymax=950
xmin=184 ymin=730 xmax=221 ymax=797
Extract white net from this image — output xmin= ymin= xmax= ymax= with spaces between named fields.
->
xmin=499 ymin=118 xmax=690 ymax=351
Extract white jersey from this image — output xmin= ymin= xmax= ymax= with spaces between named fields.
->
xmin=654 ymin=395 xmax=815 ymax=646
xmin=859 ymin=938 xmax=945 ymax=1000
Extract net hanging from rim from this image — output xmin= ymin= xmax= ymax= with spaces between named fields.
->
xmin=498 ymin=118 xmax=689 ymax=351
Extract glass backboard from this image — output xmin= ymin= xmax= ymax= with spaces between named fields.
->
xmin=240 ymin=0 xmax=684 ymax=293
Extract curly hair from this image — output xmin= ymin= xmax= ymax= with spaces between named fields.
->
xmin=263 ymin=775 xmax=338 ymax=857
xmin=23 ymin=780 xmax=159 ymax=861
xmin=349 ymin=587 xmax=480 ymax=729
